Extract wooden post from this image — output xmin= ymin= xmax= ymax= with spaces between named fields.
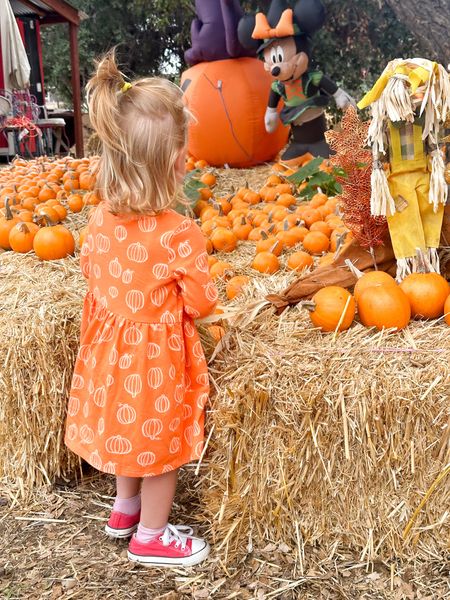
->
xmin=69 ymin=22 xmax=83 ymax=157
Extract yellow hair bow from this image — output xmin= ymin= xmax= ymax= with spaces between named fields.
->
xmin=121 ymin=82 xmax=132 ymax=93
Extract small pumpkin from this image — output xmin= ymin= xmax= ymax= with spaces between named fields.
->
xmin=302 ymin=231 xmax=330 ymax=255
xmin=208 ymin=325 xmax=225 ymax=342
xmin=0 ymin=199 xmax=20 ymax=250
xmin=358 ymin=285 xmax=411 ymax=331
xmin=33 ymin=224 xmax=75 ymax=260
xmin=309 ymin=220 xmax=332 ymax=238
xmin=9 ymin=221 xmax=39 ymax=253
xmin=444 ymin=294 xmax=450 ymax=325
xmin=209 ymin=260 xmax=234 ymax=280
xmin=210 ymin=227 xmax=238 ymax=253
xmin=256 ymin=234 xmax=283 ymax=256
xmin=287 ymin=250 xmax=314 ymax=272
xmin=399 ymin=273 xmax=450 ymax=319
xmin=251 ymin=251 xmax=279 ymax=274
xmin=306 ymin=286 xmax=355 ymax=332
xmin=67 ymin=194 xmax=84 ymax=213
xmin=309 ymin=192 xmax=328 ymax=208
xmin=354 ymin=270 xmax=397 ymax=303
xmin=226 ymin=275 xmax=249 ymax=300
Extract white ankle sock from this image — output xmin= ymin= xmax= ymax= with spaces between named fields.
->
xmin=135 ymin=522 xmax=167 ymax=544
xmin=113 ymin=493 xmax=141 ymax=516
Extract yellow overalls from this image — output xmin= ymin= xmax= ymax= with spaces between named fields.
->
xmin=386 ymin=121 xmax=444 ymax=260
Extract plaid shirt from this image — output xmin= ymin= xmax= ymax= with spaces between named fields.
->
xmin=387 ymin=121 xmax=426 ymax=162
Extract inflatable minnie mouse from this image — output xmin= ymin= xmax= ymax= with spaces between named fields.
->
xmin=238 ymin=0 xmax=355 ymax=162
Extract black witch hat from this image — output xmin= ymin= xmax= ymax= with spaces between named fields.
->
xmin=238 ymin=0 xmax=326 ymax=55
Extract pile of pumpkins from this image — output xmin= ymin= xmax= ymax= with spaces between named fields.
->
xmin=307 ymin=271 xmax=450 ymax=333
xmin=192 ymin=165 xmax=350 ymax=295
xmin=0 ymin=156 xmax=99 ymax=260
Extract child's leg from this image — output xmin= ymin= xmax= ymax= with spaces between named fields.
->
xmin=128 ymin=468 xmax=210 ymax=566
xmin=140 ymin=470 xmax=178 ymax=529
xmin=105 ymin=476 xmax=141 ymax=538
xmin=116 ymin=475 xmax=141 ymax=498
xmin=113 ymin=476 xmax=141 ymax=515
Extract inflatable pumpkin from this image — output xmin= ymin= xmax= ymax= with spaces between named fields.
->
xmin=181 ymin=0 xmax=288 ymax=168
xmin=181 ymin=58 xmax=288 ymax=168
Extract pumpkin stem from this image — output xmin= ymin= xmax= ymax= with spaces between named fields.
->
xmin=301 ymin=300 xmax=316 ymax=312
xmin=261 ymin=230 xmax=269 ymax=240
xmin=34 ymin=213 xmax=53 ymax=228
xmin=16 ymin=222 xmax=30 ymax=234
xmin=344 ymin=259 xmax=364 ymax=279
xmin=283 ymin=219 xmax=289 ymax=231
xmin=4 ymin=198 xmax=14 ymax=221
xmin=269 ymin=240 xmax=280 ymax=254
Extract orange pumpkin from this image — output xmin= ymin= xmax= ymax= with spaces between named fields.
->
xmin=287 ymin=251 xmax=314 ymax=271
xmin=399 ymin=273 xmax=450 ymax=319
xmin=0 ymin=200 xmax=20 ymax=250
xmin=307 ymin=286 xmax=355 ymax=332
xmin=33 ymin=224 xmax=75 ymax=260
xmin=226 ymin=275 xmax=250 ymax=300
xmin=9 ymin=222 xmax=39 ymax=253
xmin=67 ymin=194 xmax=84 ymax=213
xmin=256 ymin=235 xmax=283 ymax=256
xmin=210 ymin=227 xmax=237 ymax=253
xmin=301 ymin=208 xmax=321 ymax=228
xmin=232 ymin=217 xmax=252 ymax=241
xmin=208 ymin=325 xmax=225 ymax=342
xmin=302 ymin=231 xmax=330 ymax=255
xmin=353 ymin=271 xmax=397 ymax=303
xmin=209 ymin=260 xmax=234 ymax=280
xmin=357 ymin=285 xmax=411 ymax=330
xmin=251 ymin=251 xmax=279 ymax=274
xmin=444 ymin=294 xmax=450 ymax=325
xmin=181 ymin=58 xmax=288 ymax=167
xmin=309 ymin=220 xmax=332 ymax=238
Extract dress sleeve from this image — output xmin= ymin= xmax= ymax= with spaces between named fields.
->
xmin=170 ymin=218 xmax=218 ymax=319
xmin=80 ymin=234 xmax=91 ymax=279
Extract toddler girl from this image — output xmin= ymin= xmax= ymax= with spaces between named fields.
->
xmin=65 ymin=50 xmax=218 ymax=567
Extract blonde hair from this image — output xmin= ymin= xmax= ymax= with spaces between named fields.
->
xmin=87 ymin=49 xmax=190 ymax=215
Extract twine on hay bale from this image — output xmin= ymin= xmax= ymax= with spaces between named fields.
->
xmin=200 ymin=276 xmax=450 ymax=566
xmin=0 ymin=253 xmax=86 ymax=491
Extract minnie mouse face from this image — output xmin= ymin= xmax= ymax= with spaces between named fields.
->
xmin=263 ymin=37 xmax=309 ymax=82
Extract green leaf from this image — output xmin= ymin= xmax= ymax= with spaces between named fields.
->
xmin=286 ymin=157 xmax=324 ymax=184
xmin=183 ymin=169 xmax=204 ymax=202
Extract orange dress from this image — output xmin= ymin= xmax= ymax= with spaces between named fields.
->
xmin=65 ymin=203 xmax=218 ymax=477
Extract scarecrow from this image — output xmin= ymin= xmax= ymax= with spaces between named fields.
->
xmin=238 ymin=0 xmax=355 ymax=163
xmin=358 ymin=58 xmax=450 ymax=280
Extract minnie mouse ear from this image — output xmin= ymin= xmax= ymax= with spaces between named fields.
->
xmin=237 ymin=14 xmax=260 ymax=52
xmin=293 ymin=0 xmax=326 ymax=35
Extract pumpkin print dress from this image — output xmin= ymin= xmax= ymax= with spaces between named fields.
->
xmin=65 ymin=203 xmax=218 ymax=477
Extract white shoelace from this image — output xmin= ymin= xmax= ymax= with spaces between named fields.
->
xmin=159 ymin=524 xmax=194 ymax=550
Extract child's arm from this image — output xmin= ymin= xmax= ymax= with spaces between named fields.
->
xmin=171 ymin=219 xmax=218 ymax=319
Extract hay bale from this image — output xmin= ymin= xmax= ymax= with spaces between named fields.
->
xmin=0 ymin=253 xmax=86 ymax=490
xmin=201 ymin=277 xmax=450 ymax=565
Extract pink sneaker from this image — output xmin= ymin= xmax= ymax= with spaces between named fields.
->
xmin=105 ymin=510 xmax=140 ymax=539
xmin=128 ymin=524 xmax=210 ymax=567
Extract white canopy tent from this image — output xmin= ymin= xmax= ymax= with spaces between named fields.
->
xmin=0 ymin=0 xmax=31 ymax=90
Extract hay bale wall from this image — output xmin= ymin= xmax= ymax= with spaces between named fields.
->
xmin=0 ymin=254 xmax=85 ymax=489
xmin=202 ymin=279 xmax=450 ymax=565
